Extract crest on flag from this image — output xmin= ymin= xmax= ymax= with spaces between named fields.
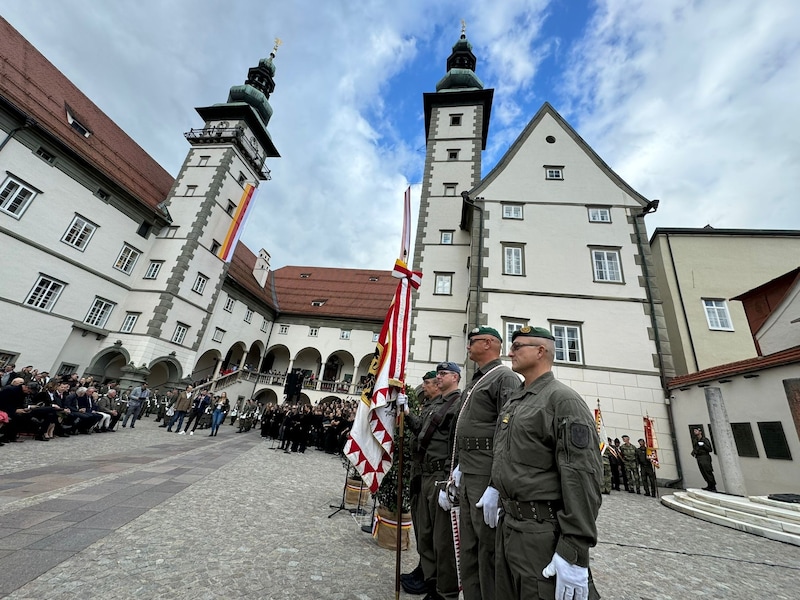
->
xmin=643 ymin=415 xmax=660 ymax=468
xmin=595 ymin=400 xmax=608 ymax=455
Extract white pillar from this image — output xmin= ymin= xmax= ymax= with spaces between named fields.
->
xmin=704 ymin=387 xmax=747 ymax=496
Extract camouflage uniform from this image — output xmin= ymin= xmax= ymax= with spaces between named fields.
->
xmin=601 ymin=452 xmax=612 ymax=494
xmin=619 ymin=438 xmax=640 ymax=493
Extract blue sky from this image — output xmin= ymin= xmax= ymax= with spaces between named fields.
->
xmin=3 ymin=0 xmax=800 ymax=270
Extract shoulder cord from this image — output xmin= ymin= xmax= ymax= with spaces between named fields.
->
xmin=447 ymin=364 xmax=506 ymax=481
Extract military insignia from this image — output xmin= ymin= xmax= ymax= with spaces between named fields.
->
xmin=520 ymin=326 xmax=532 ymax=334
xmin=470 ymin=327 xmax=481 ymax=334
xmin=570 ymin=423 xmax=590 ymax=448
xmin=501 ymin=414 xmax=510 ymax=424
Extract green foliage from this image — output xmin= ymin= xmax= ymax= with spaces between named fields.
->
xmin=376 ymin=386 xmax=420 ymax=513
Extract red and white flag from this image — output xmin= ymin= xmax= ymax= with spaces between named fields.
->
xmin=344 ymin=187 xmax=421 ymax=493
xmin=643 ymin=415 xmax=660 ymax=468
xmin=595 ymin=400 xmax=608 ymax=456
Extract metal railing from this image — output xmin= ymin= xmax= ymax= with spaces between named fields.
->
xmin=184 ymin=127 xmax=271 ymax=180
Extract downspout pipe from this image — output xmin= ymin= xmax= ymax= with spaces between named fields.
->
xmin=0 ymin=117 xmax=37 ymax=155
xmin=633 ymin=199 xmax=684 ymax=487
xmin=461 ymin=191 xmax=484 ymax=331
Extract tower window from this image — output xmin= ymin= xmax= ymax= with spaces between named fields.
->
xmin=440 ymin=231 xmax=453 ymax=245
xmin=238 ymin=172 xmax=247 ymax=185
xmin=198 ymin=155 xmax=210 ymax=166
xmin=226 ymin=200 xmax=236 ymax=215
xmin=447 ymin=149 xmax=459 ymax=160
xmin=186 ymin=185 xmax=197 ymax=196
xmin=450 ymin=114 xmax=462 ymax=126
xmin=434 ymin=273 xmax=453 ymax=295
xmin=444 ymin=184 xmax=457 ymax=196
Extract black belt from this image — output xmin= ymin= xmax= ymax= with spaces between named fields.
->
xmin=422 ymin=459 xmax=447 ymax=473
xmin=457 ymin=436 xmax=493 ymax=451
xmin=500 ymin=498 xmax=562 ymax=522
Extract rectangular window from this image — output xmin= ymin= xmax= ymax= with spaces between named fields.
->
xmin=192 ymin=273 xmax=208 ymax=294
xmin=444 ymin=184 xmax=457 ymax=196
xmin=0 ymin=175 xmax=37 ymax=218
xmin=591 ymin=249 xmax=623 ymax=283
xmin=730 ymin=423 xmax=759 ymax=458
xmin=504 ymin=320 xmax=526 ymax=355
xmin=311 ymin=300 xmax=327 ymax=307
xmin=224 ymin=296 xmax=235 ymax=312
xmin=440 ymin=231 xmax=453 ymax=245
xmin=120 ymin=313 xmax=139 ymax=333
xmin=25 ymin=275 xmax=65 ymax=311
xmin=136 ymin=222 xmax=151 ymax=238
xmin=279 ymin=324 xmax=289 ymax=334
xmin=226 ymin=200 xmax=236 ymax=216
xmin=261 ymin=318 xmax=269 ymax=333
xmin=447 ymin=149 xmax=459 ymax=160
xmin=244 ymin=308 xmax=253 ymax=323
xmin=429 ymin=337 xmax=450 ymax=363
xmin=703 ymin=299 xmax=733 ymax=331
xmin=162 ymin=226 xmax=179 ymax=238
xmin=588 ymin=207 xmax=611 ymax=223
xmin=95 ymin=188 xmax=111 ymax=201
xmin=309 ymin=327 xmax=319 ymax=337
xmin=57 ymin=363 xmax=78 ymax=376
xmin=172 ymin=323 xmax=189 ymax=345
xmin=212 ymin=327 xmax=225 ymax=342
xmin=503 ymin=245 xmax=525 ymax=276
xmin=36 ymin=147 xmax=55 ymax=164
xmin=144 ymin=261 xmax=163 ymax=280
xmin=210 ymin=240 xmax=221 ymax=255
xmin=757 ymin=422 xmax=792 ymax=460
xmin=61 ymin=215 xmax=97 ymax=250
xmin=114 ymin=244 xmax=141 ymax=275
xmin=372 ymin=332 xmax=380 ymax=342
xmin=340 ymin=330 xmax=351 ymax=340
xmin=502 ymin=204 xmax=523 ymax=219
xmin=85 ymin=297 xmax=115 ymax=328
xmin=434 ymin=273 xmax=453 ymax=295
xmin=0 ymin=352 xmax=18 ymax=369
xmin=545 ymin=166 xmax=564 ymax=180
xmin=199 ymin=155 xmax=210 ymax=166
xmin=186 ymin=185 xmax=197 ymax=196
xmin=238 ymin=172 xmax=247 ymax=185
xmin=553 ymin=324 xmax=583 ymax=364
xmin=450 ymin=114 xmax=462 ymax=126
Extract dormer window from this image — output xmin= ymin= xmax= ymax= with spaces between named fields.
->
xmin=369 ymin=276 xmax=379 ymax=282
xmin=311 ymin=299 xmax=327 ymax=307
xmin=300 ymin=273 xmax=311 ymax=279
xmin=66 ymin=106 xmax=92 ymax=138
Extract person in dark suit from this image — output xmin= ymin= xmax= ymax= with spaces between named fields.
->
xmin=0 ymin=378 xmax=44 ymax=441
xmin=65 ymin=387 xmax=102 ymax=433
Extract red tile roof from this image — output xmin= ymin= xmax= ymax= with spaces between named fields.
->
xmin=227 ymin=245 xmax=278 ymax=311
xmin=668 ymin=345 xmax=800 ymax=389
xmin=272 ymin=265 xmax=396 ymax=322
xmin=0 ymin=17 xmax=173 ymax=213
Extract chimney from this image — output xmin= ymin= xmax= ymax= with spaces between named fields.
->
xmin=253 ymin=248 xmax=271 ymax=288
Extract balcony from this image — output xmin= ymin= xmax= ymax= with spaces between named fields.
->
xmin=184 ymin=127 xmax=271 ymax=180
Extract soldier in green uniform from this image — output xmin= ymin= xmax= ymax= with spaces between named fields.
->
xmin=636 ymin=438 xmax=657 ymax=497
xmin=402 ymin=370 xmax=442 ymax=596
xmin=691 ymin=428 xmax=716 ymax=492
xmin=404 ymin=362 xmax=462 ymax=600
xmin=601 ymin=448 xmax=612 ymax=495
xmin=492 ymin=326 xmax=602 ymax=600
xmin=620 ymin=435 xmax=640 ymax=494
xmin=448 ymin=327 xmax=522 ymax=600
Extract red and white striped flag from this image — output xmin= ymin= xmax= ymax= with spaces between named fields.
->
xmin=643 ymin=415 xmax=660 ymax=468
xmin=344 ymin=187 xmax=421 ymax=493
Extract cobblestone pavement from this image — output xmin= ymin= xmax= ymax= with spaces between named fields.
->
xmin=1 ymin=418 xmax=798 ymax=599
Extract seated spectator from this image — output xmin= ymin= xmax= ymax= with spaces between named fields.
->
xmin=0 ymin=378 xmax=46 ymax=442
xmin=95 ymin=388 xmax=121 ymax=431
xmin=65 ymin=387 xmax=102 ymax=434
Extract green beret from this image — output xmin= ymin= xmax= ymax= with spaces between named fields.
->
xmin=422 ymin=370 xmax=438 ymax=380
xmin=468 ymin=326 xmax=503 ymax=341
xmin=511 ymin=325 xmax=555 ymax=341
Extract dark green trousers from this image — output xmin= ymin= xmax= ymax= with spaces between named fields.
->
xmin=418 ymin=471 xmax=459 ymax=599
xmin=459 ymin=472 xmax=496 ymax=600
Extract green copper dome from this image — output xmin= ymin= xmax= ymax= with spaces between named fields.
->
xmin=224 ymin=51 xmax=278 ymax=126
xmin=435 ymin=33 xmax=484 ymax=92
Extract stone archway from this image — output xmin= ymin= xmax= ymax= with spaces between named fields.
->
xmin=148 ymin=356 xmax=183 ymax=389
xmin=85 ymin=344 xmax=131 ymax=383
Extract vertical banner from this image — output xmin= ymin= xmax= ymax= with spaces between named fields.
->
xmin=643 ymin=415 xmax=660 ymax=468
xmin=219 ymin=183 xmax=257 ymax=262
xmin=595 ymin=400 xmax=608 ymax=455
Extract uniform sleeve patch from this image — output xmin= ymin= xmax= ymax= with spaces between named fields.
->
xmin=570 ymin=423 xmax=590 ymax=449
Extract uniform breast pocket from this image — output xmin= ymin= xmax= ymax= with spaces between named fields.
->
xmin=511 ymin=412 xmax=554 ymax=470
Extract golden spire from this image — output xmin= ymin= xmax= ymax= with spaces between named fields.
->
xmin=461 ymin=20 xmax=466 ymax=36
xmin=272 ymin=38 xmax=282 ymax=57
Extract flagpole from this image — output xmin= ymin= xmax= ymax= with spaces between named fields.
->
xmin=394 ymin=406 xmax=405 ymax=600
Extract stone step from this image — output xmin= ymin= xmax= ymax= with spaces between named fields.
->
xmin=686 ymin=489 xmax=800 ymax=525
xmin=750 ymin=495 xmax=800 ymax=513
xmin=662 ymin=491 xmax=800 ymax=547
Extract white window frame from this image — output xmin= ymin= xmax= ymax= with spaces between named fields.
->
xmin=224 ymin=296 xmax=235 ymax=312
xmin=504 ymin=320 xmax=527 ymax=355
xmin=279 ymin=325 xmax=289 ymax=335
xmin=703 ymin=299 xmax=734 ymax=331
xmin=25 ymin=275 xmax=65 ymax=312
xmin=591 ymin=249 xmax=623 ymax=283
xmin=192 ymin=273 xmax=208 ymax=294
xmin=434 ymin=273 xmax=453 ymax=295
xmin=340 ymin=330 xmax=351 ymax=340
xmin=260 ymin=318 xmax=269 ymax=333
xmin=503 ymin=245 xmax=525 ymax=276
xmin=121 ymin=313 xmax=139 ymax=333
xmin=244 ymin=308 xmax=254 ymax=323
xmin=212 ymin=327 xmax=225 ymax=342
xmin=309 ymin=327 xmax=319 ymax=337
xmin=545 ymin=167 xmax=564 ymax=180
xmin=143 ymin=261 xmax=162 ymax=280
xmin=0 ymin=175 xmax=37 ymax=218
xmin=85 ymin=297 xmax=115 ymax=328
xmin=172 ymin=323 xmax=189 ymax=345
xmin=444 ymin=184 xmax=457 ymax=196
xmin=440 ymin=231 xmax=453 ymax=245
xmin=553 ymin=324 xmax=583 ymax=364
xmin=588 ymin=207 xmax=611 ymax=223
xmin=502 ymin=204 xmax=523 ymax=220
xmin=311 ymin=300 xmax=326 ymax=307
xmin=61 ymin=214 xmax=97 ymax=250
xmin=114 ymin=244 xmax=141 ymax=275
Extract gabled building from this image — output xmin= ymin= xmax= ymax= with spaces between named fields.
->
xmin=409 ymin=30 xmax=679 ymax=479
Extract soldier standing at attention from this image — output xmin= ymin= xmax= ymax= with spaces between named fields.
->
xmin=620 ymin=434 xmax=640 ymax=494
xmin=636 ymin=438 xmax=658 ymax=497
xmin=691 ymin=428 xmax=717 ymax=492
xmin=493 ymin=326 xmax=602 ymax=600
xmin=447 ymin=326 xmax=522 ymax=600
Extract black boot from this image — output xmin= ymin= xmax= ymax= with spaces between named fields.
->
xmin=401 ymin=564 xmax=426 ymax=595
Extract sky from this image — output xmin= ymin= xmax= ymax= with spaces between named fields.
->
xmin=3 ymin=0 xmax=800 ymax=271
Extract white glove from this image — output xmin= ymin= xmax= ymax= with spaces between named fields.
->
xmin=475 ymin=486 xmax=500 ymax=528
xmin=396 ymin=393 xmax=409 ymax=414
xmin=438 ymin=489 xmax=452 ymax=511
xmin=542 ymin=553 xmax=588 ymax=600
xmin=452 ymin=464 xmax=462 ymax=489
